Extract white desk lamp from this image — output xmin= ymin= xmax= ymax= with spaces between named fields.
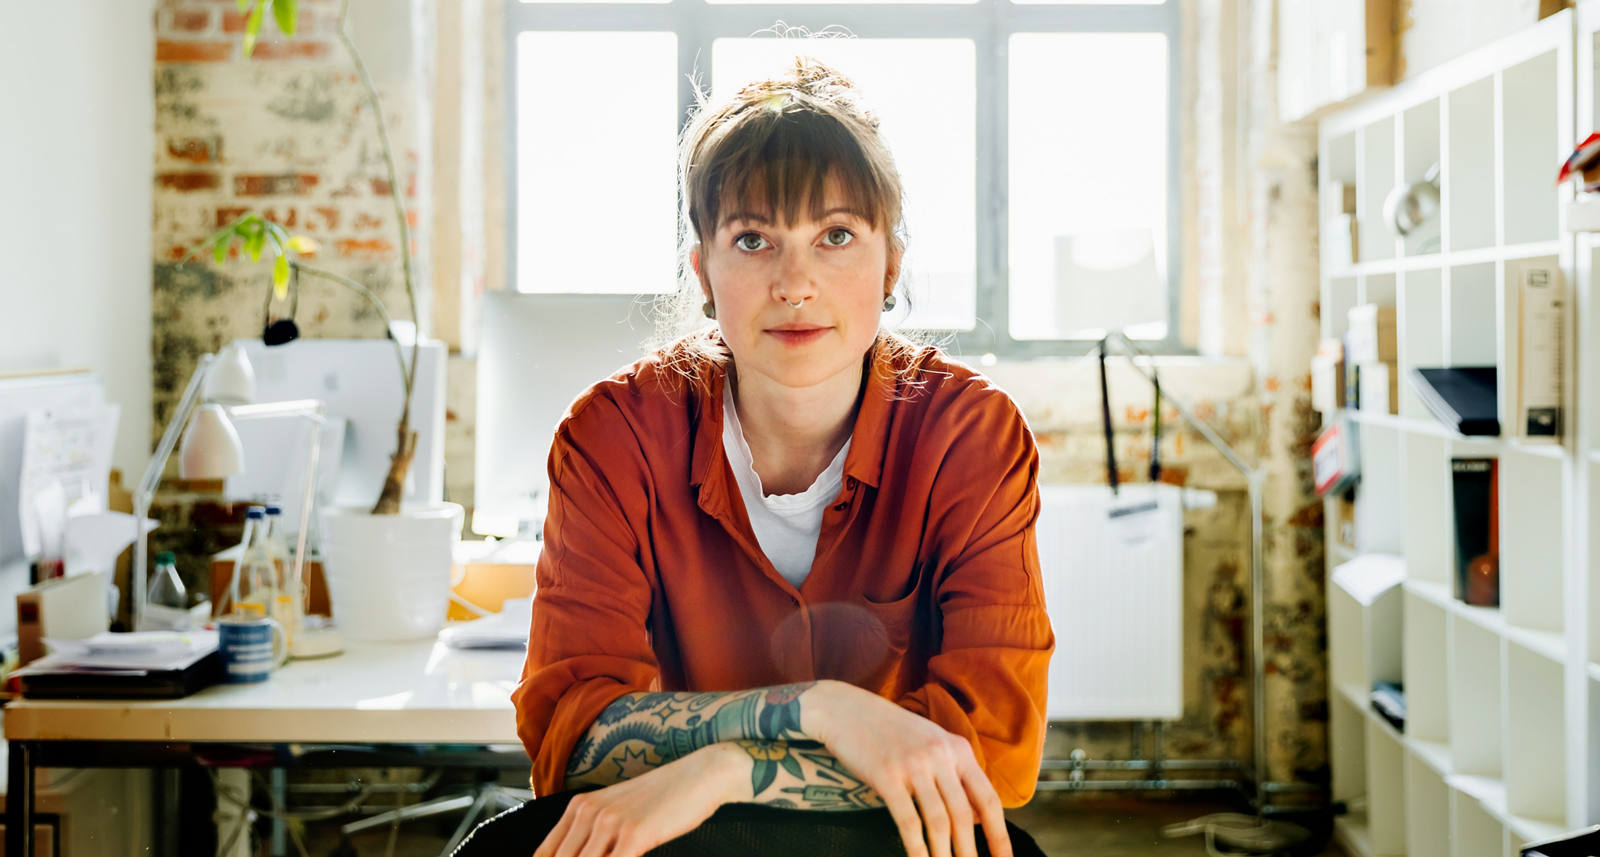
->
xmin=132 ymin=343 xmax=339 ymax=657
xmin=132 ymin=342 xmax=252 ymax=631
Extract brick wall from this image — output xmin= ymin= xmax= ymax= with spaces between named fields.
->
xmin=150 ymin=0 xmax=435 ymax=507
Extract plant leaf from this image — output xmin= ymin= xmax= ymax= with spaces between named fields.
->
xmin=271 ymin=0 xmax=297 ymax=37
xmin=237 ymin=0 xmax=251 ymax=13
xmin=213 ymin=238 xmax=228 ymax=265
xmin=245 ymin=227 xmax=265 ymax=262
xmin=242 ymin=0 xmax=264 ymax=58
xmin=273 ymin=254 xmax=290 ymax=297
xmin=287 ymin=235 xmax=319 ymax=254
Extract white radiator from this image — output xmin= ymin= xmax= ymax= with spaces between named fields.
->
xmin=1038 ymin=483 xmax=1185 ymax=721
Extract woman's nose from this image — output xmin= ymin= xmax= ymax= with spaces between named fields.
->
xmin=772 ymin=248 xmax=820 ymax=303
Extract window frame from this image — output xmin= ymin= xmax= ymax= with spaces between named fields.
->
xmin=505 ymin=0 xmax=1184 ymax=358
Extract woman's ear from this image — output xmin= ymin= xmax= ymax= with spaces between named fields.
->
xmin=884 ymin=243 xmax=903 ymax=296
xmin=690 ymin=244 xmax=702 ymax=278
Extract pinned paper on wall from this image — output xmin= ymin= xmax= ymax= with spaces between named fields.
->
xmin=19 ymin=404 xmax=120 ymax=558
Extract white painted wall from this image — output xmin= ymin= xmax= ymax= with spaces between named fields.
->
xmin=0 ymin=0 xmax=155 ymax=478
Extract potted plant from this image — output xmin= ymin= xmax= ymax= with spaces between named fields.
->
xmin=186 ymin=0 xmax=462 ymax=641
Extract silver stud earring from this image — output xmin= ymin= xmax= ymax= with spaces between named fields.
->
xmin=702 ymin=301 xmax=716 ymax=319
xmin=882 ymin=294 xmax=897 ymax=312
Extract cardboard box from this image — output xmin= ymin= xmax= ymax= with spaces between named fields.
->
xmin=1311 ymin=338 xmax=1347 ymax=415
xmin=449 ymin=540 xmax=539 ymax=620
xmin=1347 ymin=304 xmax=1398 ymax=364
xmin=17 ymin=572 xmax=109 ymax=665
xmin=1516 ymin=264 xmax=1564 ymax=440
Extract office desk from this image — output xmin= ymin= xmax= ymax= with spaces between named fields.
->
xmin=4 ymin=640 xmax=527 ymax=855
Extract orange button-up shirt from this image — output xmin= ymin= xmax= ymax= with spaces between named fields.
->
xmin=512 ymin=338 xmax=1055 ymax=807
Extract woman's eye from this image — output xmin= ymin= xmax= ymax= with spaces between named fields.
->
xmin=735 ymin=233 xmax=768 ymax=251
xmin=824 ymin=228 xmax=854 ymax=247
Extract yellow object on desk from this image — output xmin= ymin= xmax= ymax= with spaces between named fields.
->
xmin=448 ymin=540 xmax=538 ymax=620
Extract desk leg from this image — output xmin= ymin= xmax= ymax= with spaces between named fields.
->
xmin=7 ymin=740 xmax=33 ymax=857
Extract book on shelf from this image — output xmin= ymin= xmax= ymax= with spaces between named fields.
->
xmin=1516 ymin=263 xmax=1564 ymax=441
xmin=1370 ymin=681 xmax=1405 ymax=732
xmin=1450 ymin=457 xmax=1499 ymax=607
xmin=1410 ymin=367 xmax=1499 ymax=435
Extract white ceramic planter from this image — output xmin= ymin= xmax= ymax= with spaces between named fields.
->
xmin=318 ymin=502 xmax=463 ymax=641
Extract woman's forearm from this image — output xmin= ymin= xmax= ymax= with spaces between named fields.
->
xmin=564 ymin=682 xmax=828 ymax=789
xmin=724 ymin=739 xmax=885 ymax=811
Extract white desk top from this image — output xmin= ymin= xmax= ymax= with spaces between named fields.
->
xmin=4 ymin=640 xmax=527 ymax=746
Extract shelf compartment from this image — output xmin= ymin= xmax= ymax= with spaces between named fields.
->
xmin=1398 ymin=268 xmax=1445 ymax=420
xmin=1327 ymin=276 xmax=1360 ymax=340
xmin=1330 ymin=684 xmax=1370 ymax=808
xmin=1452 ymin=786 xmax=1504 ymax=857
xmin=1402 ymin=98 xmax=1443 ymax=257
xmin=1330 ymin=554 xmax=1405 ymax=699
xmin=1501 ymin=51 xmax=1563 ymax=246
xmin=1503 ymin=642 xmax=1566 ymax=823
xmin=1448 ymin=262 xmax=1498 ymax=366
xmin=1498 ymin=448 xmax=1566 ymax=636
xmin=1367 ymin=719 xmax=1408 ymax=857
xmin=1355 ymin=424 xmax=1405 ymax=554
xmin=1403 ymin=431 xmax=1452 ymax=586
xmin=1449 ymin=615 xmax=1503 ymax=778
xmin=1333 ymin=810 xmax=1375 ymax=857
xmin=1404 ymin=592 xmax=1449 ymax=744
xmin=1446 ymin=76 xmax=1497 ymax=253
xmin=1360 ymin=116 xmax=1399 ymax=264
xmin=1406 ymin=750 xmax=1451 ymax=857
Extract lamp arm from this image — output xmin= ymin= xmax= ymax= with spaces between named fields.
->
xmin=1100 ymin=332 xmax=1256 ymax=477
xmin=132 ymin=353 xmax=215 ymax=631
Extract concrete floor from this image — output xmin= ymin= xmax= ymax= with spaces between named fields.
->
xmin=303 ymin=791 xmax=1346 ymax=856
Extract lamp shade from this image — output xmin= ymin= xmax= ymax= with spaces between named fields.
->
xmin=179 ymin=404 xmax=245 ymax=480
xmin=204 ymin=341 xmax=256 ymax=406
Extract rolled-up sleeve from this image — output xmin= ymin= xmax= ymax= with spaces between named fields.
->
xmin=512 ymin=395 xmax=661 ymax=798
xmin=896 ymin=390 xmax=1054 ymax=808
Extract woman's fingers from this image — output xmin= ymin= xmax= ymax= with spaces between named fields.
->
xmin=935 ymin=765 xmax=979 ymax=857
xmin=912 ymin=773 xmax=955 ymax=857
xmin=533 ymin=803 xmax=578 ymax=857
xmin=958 ymin=759 xmax=1012 ymax=857
xmin=881 ymin=784 xmax=932 ymax=857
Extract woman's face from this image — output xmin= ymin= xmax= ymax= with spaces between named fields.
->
xmin=692 ymin=175 xmax=900 ymax=395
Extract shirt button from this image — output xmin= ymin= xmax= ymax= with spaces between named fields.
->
xmin=833 ymin=501 xmax=847 ymax=512
xmin=845 ymin=477 xmax=857 ymax=490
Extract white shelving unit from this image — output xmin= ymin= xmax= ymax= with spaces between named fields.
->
xmin=1319 ymin=10 xmax=1589 ymax=856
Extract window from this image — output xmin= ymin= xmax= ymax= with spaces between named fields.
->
xmin=507 ymin=0 xmax=1181 ymax=355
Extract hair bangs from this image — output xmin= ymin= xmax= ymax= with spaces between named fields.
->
xmin=697 ymin=109 xmax=892 ymax=240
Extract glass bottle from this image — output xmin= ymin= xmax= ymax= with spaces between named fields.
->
xmin=233 ymin=506 xmax=276 ymax=619
xmin=147 ymin=551 xmax=187 ymax=610
xmin=263 ymin=505 xmax=298 ymax=640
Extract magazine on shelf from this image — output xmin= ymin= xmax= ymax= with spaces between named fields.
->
xmin=1410 ymin=367 xmax=1499 ymax=435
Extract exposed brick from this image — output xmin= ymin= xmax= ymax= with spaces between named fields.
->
xmin=157 ymin=170 xmax=222 ymax=192
xmin=166 ymin=135 xmax=222 ymax=164
xmin=352 ymin=212 xmax=384 ymax=232
xmin=214 ymin=206 xmax=249 ymax=228
xmin=234 ymin=173 xmax=319 ymax=196
xmin=310 ymin=206 xmax=340 ymax=231
xmin=165 ymin=245 xmax=191 ymax=262
xmin=223 ymin=8 xmax=321 ymax=34
xmin=248 ymin=40 xmax=333 ymax=61
xmin=370 ymin=178 xmax=391 ymax=196
xmin=336 ymin=238 xmax=395 ymax=260
xmin=261 ymin=207 xmax=299 ymax=228
xmin=156 ymin=39 xmax=234 ymax=64
xmin=164 ymin=9 xmax=213 ymax=34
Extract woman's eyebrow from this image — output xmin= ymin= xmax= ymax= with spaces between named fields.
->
xmin=721 ymin=207 xmax=869 ymax=228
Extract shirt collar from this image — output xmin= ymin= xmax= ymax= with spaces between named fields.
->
xmin=690 ymin=342 xmax=895 ymax=492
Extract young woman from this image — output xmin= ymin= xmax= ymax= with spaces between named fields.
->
xmin=466 ymin=57 xmax=1053 ymax=857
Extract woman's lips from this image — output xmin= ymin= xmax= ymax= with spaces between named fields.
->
xmin=766 ymin=327 xmax=830 ymax=345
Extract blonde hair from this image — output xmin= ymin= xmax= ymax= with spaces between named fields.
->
xmin=653 ymin=52 xmax=927 ymax=396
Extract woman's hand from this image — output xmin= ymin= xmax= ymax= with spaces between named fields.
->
xmin=805 ymin=680 xmax=1013 ymax=857
xmin=532 ymin=743 xmax=745 ymax=857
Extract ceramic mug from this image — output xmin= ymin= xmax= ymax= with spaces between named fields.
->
xmin=218 ymin=615 xmax=289 ymax=683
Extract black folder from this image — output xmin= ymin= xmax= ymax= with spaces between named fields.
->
xmin=1409 ymin=367 xmax=1499 ymax=435
xmin=17 ymin=650 xmax=223 ymax=700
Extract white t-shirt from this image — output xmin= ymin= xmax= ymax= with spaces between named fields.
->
xmin=721 ymin=384 xmax=850 ymax=588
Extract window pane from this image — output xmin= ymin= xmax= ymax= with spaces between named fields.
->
xmin=515 ymin=32 xmax=678 ymax=293
xmin=712 ymin=39 xmax=976 ymax=330
xmin=1009 ymin=33 xmax=1169 ymax=340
